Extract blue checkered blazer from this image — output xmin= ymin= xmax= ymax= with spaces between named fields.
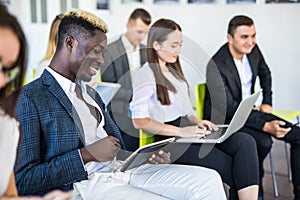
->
xmin=14 ymin=70 xmax=125 ymax=195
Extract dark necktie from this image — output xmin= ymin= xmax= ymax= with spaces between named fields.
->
xmin=75 ymin=84 xmax=102 ymax=127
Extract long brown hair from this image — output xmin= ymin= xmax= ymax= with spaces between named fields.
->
xmin=0 ymin=3 xmax=28 ymax=117
xmin=147 ymin=18 xmax=187 ymax=105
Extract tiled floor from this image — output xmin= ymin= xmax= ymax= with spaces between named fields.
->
xmin=262 ymin=139 xmax=294 ymax=200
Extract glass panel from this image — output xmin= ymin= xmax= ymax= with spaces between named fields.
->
xmin=60 ymin=0 xmax=67 ymax=13
xmin=0 ymin=0 xmax=11 ymax=5
xmin=41 ymin=0 xmax=47 ymax=23
xmin=72 ymin=0 xmax=78 ymax=8
xmin=122 ymin=0 xmax=143 ymax=3
xmin=30 ymin=0 xmax=37 ymax=23
xmin=96 ymin=0 xmax=109 ymax=10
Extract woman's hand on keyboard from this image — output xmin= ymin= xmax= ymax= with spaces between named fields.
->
xmin=197 ymin=120 xmax=219 ymax=132
xmin=177 ymin=126 xmax=209 ymax=138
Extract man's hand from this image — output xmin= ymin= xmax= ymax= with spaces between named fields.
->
xmin=42 ymin=190 xmax=73 ymax=200
xmin=80 ymin=136 xmax=120 ymax=164
xmin=149 ymin=150 xmax=171 ymax=164
xmin=263 ymin=120 xmax=291 ymax=138
xmin=260 ymin=104 xmax=273 ymax=114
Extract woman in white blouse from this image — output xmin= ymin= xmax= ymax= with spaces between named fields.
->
xmin=0 ymin=4 xmax=30 ymax=198
xmin=130 ymin=18 xmax=259 ymax=200
xmin=0 ymin=4 xmax=72 ymax=200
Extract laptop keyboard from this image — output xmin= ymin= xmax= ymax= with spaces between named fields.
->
xmin=203 ymin=127 xmax=227 ymax=139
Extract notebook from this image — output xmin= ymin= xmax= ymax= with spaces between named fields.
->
xmin=176 ymin=90 xmax=261 ymax=144
xmin=92 ymin=82 xmax=121 ymax=106
xmin=114 ymin=137 xmax=175 ymax=172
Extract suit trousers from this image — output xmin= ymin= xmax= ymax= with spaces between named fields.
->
xmin=73 ymin=164 xmax=226 ymax=200
xmin=243 ymin=111 xmax=300 ymax=199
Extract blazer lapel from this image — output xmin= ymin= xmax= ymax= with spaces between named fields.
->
xmin=139 ymin=44 xmax=147 ymax=65
xmin=223 ymin=45 xmax=242 ymax=92
xmin=247 ymin=53 xmax=258 ymax=87
xmin=116 ymin=38 xmax=133 ymax=91
xmin=116 ymin=38 xmax=130 ymax=73
xmin=226 ymin=59 xmax=241 ymax=89
xmin=86 ymin=84 xmax=126 ymax=148
xmin=41 ymin=71 xmax=85 ymax=145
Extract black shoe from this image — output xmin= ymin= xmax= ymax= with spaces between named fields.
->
xmin=258 ymin=192 xmax=264 ymax=200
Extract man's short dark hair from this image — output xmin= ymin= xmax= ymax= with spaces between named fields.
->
xmin=129 ymin=8 xmax=151 ymax=25
xmin=227 ymin=15 xmax=254 ymax=36
xmin=56 ymin=9 xmax=108 ymax=50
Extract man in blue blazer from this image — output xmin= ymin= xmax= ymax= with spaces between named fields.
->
xmin=102 ymin=8 xmax=150 ymax=151
xmin=204 ymin=15 xmax=300 ymax=199
xmin=14 ymin=9 xmax=226 ymax=199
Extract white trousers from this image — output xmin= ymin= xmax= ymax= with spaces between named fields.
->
xmin=73 ymin=164 xmax=226 ymax=200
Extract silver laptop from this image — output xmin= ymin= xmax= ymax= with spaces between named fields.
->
xmin=176 ymin=90 xmax=261 ymax=144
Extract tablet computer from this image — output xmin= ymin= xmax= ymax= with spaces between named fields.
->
xmin=92 ymin=82 xmax=121 ymax=106
xmin=114 ymin=137 xmax=175 ymax=172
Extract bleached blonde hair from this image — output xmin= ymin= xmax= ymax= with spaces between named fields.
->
xmin=56 ymin=9 xmax=109 ymax=50
xmin=65 ymin=8 xmax=109 ymax=33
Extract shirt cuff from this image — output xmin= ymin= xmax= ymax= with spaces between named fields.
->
xmin=78 ymin=149 xmax=87 ymax=171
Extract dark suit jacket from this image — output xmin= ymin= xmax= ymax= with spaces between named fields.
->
xmin=101 ymin=37 xmax=147 ymax=116
xmin=204 ymin=43 xmax=272 ymax=130
xmin=101 ymin=37 xmax=147 ymax=149
xmin=14 ymin=70 xmax=125 ymax=195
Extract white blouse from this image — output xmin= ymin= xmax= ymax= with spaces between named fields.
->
xmin=130 ymin=63 xmax=194 ymax=123
xmin=0 ymin=109 xmax=19 ymax=196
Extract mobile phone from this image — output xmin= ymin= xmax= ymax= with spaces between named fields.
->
xmin=280 ymin=122 xmax=299 ymax=128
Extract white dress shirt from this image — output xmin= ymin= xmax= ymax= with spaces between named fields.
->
xmin=130 ymin=63 xmax=194 ymax=123
xmin=46 ymin=67 xmax=117 ymax=175
xmin=122 ymin=35 xmax=141 ymax=81
xmin=234 ymin=55 xmax=253 ymax=100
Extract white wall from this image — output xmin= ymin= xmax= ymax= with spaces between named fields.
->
xmin=7 ymin=0 xmax=300 ymax=111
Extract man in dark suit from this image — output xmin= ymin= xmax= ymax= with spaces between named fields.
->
xmin=204 ymin=15 xmax=300 ymax=199
xmin=102 ymin=8 xmax=151 ymax=151
xmin=14 ymin=8 xmax=226 ymax=199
